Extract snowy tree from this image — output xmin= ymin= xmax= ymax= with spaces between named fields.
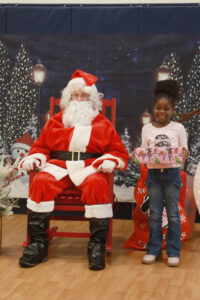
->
xmin=25 ymin=114 xmax=39 ymax=141
xmin=166 ymin=53 xmax=186 ymax=116
xmin=0 ymin=40 xmax=11 ymax=154
xmin=0 ymin=135 xmax=6 ymax=156
xmin=3 ymin=44 xmax=38 ymax=153
xmin=114 ymin=127 xmax=140 ymax=187
xmin=165 ymin=49 xmax=200 ymax=175
xmin=186 ymin=135 xmax=200 ymax=175
xmin=184 ymin=46 xmax=200 ymax=175
xmin=184 ymin=47 xmax=200 ymax=129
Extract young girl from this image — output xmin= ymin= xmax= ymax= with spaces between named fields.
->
xmin=142 ymin=79 xmax=189 ymax=267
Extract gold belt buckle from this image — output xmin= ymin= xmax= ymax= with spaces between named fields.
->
xmin=72 ymin=151 xmax=80 ymax=161
xmin=161 ymin=168 xmax=164 ymax=173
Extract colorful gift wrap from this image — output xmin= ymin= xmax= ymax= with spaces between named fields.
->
xmin=133 ymin=147 xmax=184 ymax=164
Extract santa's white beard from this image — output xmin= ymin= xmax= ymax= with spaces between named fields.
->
xmin=62 ymin=100 xmax=98 ymax=127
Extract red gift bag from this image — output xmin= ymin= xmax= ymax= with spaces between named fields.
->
xmin=124 ymin=164 xmax=190 ymax=250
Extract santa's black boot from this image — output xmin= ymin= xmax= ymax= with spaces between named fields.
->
xmin=88 ymin=218 xmax=109 ymax=271
xmin=19 ymin=210 xmax=50 ymax=268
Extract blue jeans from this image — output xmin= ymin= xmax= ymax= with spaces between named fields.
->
xmin=146 ymin=168 xmax=182 ymax=257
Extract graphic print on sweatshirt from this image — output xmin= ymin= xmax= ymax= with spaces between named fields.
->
xmin=154 ymin=134 xmax=171 ymax=147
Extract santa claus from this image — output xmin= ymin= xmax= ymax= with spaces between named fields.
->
xmin=18 ymin=69 xmax=129 ymax=270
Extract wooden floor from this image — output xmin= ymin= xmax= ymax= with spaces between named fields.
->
xmin=1 ymin=215 xmax=200 ymax=300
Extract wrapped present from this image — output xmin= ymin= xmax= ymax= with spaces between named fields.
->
xmin=133 ymin=146 xmax=184 ymax=164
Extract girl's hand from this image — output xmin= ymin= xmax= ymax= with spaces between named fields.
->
xmin=183 ymin=147 xmax=190 ymax=161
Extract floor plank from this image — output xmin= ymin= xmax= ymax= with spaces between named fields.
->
xmin=0 ymin=215 xmax=200 ymax=300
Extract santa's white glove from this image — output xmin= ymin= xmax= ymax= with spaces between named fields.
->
xmin=98 ymin=160 xmax=116 ymax=173
xmin=19 ymin=157 xmax=45 ymax=171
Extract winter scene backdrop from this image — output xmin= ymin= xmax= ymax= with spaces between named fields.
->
xmin=0 ymin=34 xmax=199 ymax=219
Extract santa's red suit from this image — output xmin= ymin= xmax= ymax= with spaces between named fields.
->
xmin=21 ymin=110 xmax=129 ymax=218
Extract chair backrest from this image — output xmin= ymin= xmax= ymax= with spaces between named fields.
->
xmin=49 ymin=96 xmax=116 ymax=127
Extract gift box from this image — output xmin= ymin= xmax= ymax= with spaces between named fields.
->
xmin=133 ymin=147 xmax=184 ymax=164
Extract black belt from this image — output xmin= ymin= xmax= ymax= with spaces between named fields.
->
xmin=50 ymin=151 xmax=101 ymax=161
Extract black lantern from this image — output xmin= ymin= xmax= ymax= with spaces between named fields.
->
xmin=141 ymin=110 xmax=152 ymax=126
xmin=32 ymin=59 xmax=46 ymax=86
xmin=155 ymin=63 xmax=170 ymax=81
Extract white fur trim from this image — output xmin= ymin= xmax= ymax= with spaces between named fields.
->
xmin=85 ymin=203 xmax=113 ymax=218
xmin=28 ymin=153 xmax=47 ymax=164
xmin=66 ymin=161 xmax=97 ymax=186
xmin=42 ymin=163 xmax=68 ymax=180
xmin=11 ymin=143 xmax=30 ymax=151
xmin=93 ymin=154 xmax=125 ymax=169
xmin=27 ymin=198 xmax=55 ymax=212
xmin=68 ymin=77 xmax=86 ymax=92
xmin=60 ymin=77 xmax=102 ymax=111
xmin=69 ymin=125 xmax=92 ymax=152
xmin=83 ymin=86 xmax=93 ymax=94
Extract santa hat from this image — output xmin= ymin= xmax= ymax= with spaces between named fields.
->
xmin=71 ymin=69 xmax=98 ymax=86
xmin=60 ymin=69 xmax=103 ymax=111
xmin=11 ymin=133 xmax=34 ymax=152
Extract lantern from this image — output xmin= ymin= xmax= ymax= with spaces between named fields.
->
xmin=155 ymin=63 xmax=170 ymax=81
xmin=141 ymin=110 xmax=152 ymax=125
xmin=32 ymin=59 xmax=46 ymax=86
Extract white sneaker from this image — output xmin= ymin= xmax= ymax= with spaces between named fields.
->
xmin=142 ymin=254 xmax=157 ymax=264
xmin=167 ymin=257 xmax=179 ymax=267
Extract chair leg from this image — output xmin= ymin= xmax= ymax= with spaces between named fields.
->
xmin=106 ymin=218 xmax=112 ymax=252
xmin=88 ymin=218 xmax=109 ymax=271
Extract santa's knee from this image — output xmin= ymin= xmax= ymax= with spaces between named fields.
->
xmin=81 ymin=174 xmax=110 ymax=205
xmin=30 ymin=171 xmax=50 ymax=190
xmin=29 ymin=172 xmax=63 ymax=203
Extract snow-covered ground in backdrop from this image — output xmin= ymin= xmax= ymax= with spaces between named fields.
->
xmin=114 ymin=184 xmax=135 ymax=203
xmin=9 ymin=178 xmax=29 ymax=198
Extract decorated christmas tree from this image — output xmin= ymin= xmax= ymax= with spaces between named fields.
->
xmin=4 ymin=44 xmax=38 ymax=153
xmin=0 ymin=40 xmax=11 ymax=154
xmin=114 ymin=127 xmax=140 ymax=187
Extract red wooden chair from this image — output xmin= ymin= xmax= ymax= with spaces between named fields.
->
xmin=24 ymin=97 xmax=116 ymax=252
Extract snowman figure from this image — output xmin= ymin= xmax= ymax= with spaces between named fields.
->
xmin=11 ymin=133 xmax=34 ymax=184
